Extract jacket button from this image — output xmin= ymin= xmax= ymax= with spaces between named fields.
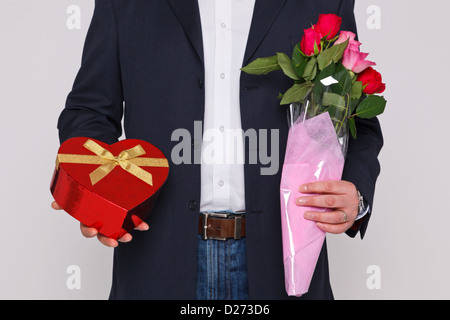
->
xmin=188 ymin=200 xmax=197 ymax=211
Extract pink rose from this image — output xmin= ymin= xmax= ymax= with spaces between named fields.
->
xmin=300 ymin=27 xmax=322 ymax=56
xmin=342 ymin=47 xmax=376 ymax=74
xmin=334 ymin=31 xmax=361 ymax=51
xmin=314 ymin=14 xmax=342 ymax=40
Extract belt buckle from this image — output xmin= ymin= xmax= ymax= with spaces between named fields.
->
xmin=201 ymin=212 xmax=244 ymax=241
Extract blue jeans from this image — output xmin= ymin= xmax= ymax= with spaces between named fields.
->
xmin=195 ymin=230 xmax=249 ymax=300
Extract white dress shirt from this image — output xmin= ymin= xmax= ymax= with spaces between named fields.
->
xmin=198 ymin=0 xmax=256 ymax=212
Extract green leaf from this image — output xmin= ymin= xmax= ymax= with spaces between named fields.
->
xmin=330 ymin=63 xmax=352 ymax=96
xmin=241 ymin=55 xmax=281 ymax=75
xmin=322 ymin=92 xmax=346 ymax=109
xmin=276 ymin=52 xmax=300 ymax=80
xmin=351 ymin=81 xmax=363 ymax=100
xmin=315 ymin=62 xmax=336 ymax=83
xmin=280 ymin=82 xmax=314 ymax=105
xmin=355 ymin=95 xmax=387 ymax=119
xmin=317 ymin=39 xmax=349 ymax=71
xmin=312 ymin=63 xmax=336 ymax=100
xmin=314 ymin=41 xmax=320 ymax=56
xmin=303 ymin=57 xmax=317 ymax=81
xmin=349 ymin=98 xmax=361 ymax=115
xmin=292 ymin=43 xmax=309 ymax=78
xmin=349 ymin=117 xmax=357 ymax=139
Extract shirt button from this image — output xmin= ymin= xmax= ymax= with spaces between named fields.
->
xmin=220 ymin=22 xmax=227 ymax=29
xmin=220 ymin=73 xmax=226 ymax=79
xmin=219 ymin=126 xmax=225 ymax=132
xmin=191 ymin=138 xmax=200 ymax=149
xmin=218 ymin=180 xmax=224 ymax=187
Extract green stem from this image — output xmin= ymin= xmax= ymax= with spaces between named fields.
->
xmin=335 ymin=93 xmax=350 ymax=136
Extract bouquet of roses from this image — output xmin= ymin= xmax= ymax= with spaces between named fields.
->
xmin=241 ymin=14 xmax=387 ymax=297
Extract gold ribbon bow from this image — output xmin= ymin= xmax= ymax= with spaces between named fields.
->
xmin=56 ymin=139 xmax=169 ymax=186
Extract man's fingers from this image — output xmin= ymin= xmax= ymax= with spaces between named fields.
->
xmin=135 ymin=221 xmax=149 ymax=231
xmin=304 ymin=210 xmax=350 ymax=225
xmin=97 ymin=233 xmax=119 ymax=247
xmin=296 ymin=194 xmax=352 ymax=209
xmin=131 ymin=215 xmax=149 ymax=231
xmin=80 ymin=223 xmax=131 ymax=247
xmin=80 ymin=223 xmax=98 ymax=238
xmin=299 ymin=180 xmax=355 ymax=195
xmin=51 ymin=201 xmax=62 ymax=210
xmin=118 ymin=232 xmax=133 ymax=243
xmin=68 ymin=211 xmax=144 ymax=247
xmin=315 ymin=221 xmax=353 ymax=234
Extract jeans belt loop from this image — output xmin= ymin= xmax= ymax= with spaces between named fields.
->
xmin=234 ymin=215 xmax=242 ymax=240
xmin=201 ymin=213 xmax=209 ymax=241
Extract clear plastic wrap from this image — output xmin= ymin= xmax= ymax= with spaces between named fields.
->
xmin=280 ymin=84 xmax=349 ymax=297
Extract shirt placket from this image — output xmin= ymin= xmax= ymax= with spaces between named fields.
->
xmin=212 ymin=0 xmax=232 ymax=209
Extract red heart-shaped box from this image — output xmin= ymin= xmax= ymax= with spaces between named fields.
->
xmin=50 ymin=137 xmax=169 ymax=239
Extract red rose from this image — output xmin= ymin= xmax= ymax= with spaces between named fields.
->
xmin=357 ymin=67 xmax=386 ymax=95
xmin=315 ymin=14 xmax=342 ymax=40
xmin=300 ymin=27 xmax=322 ymax=56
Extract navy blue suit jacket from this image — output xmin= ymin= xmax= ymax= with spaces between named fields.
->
xmin=58 ymin=0 xmax=383 ymax=300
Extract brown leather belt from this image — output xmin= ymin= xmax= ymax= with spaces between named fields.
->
xmin=198 ymin=212 xmax=245 ymax=241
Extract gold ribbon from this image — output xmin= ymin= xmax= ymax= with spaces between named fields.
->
xmin=56 ymin=139 xmax=169 ymax=186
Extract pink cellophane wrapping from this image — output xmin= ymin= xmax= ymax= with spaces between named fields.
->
xmin=280 ymin=112 xmax=345 ymax=297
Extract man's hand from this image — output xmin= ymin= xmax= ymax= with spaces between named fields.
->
xmin=51 ymin=201 xmax=149 ymax=247
xmin=296 ymin=180 xmax=359 ymax=234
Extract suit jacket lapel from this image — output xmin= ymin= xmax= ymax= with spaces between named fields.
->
xmin=243 ymin=0 xmax=287 ymax=65
xmin=166 ymin=0 xmax=204 ymax=64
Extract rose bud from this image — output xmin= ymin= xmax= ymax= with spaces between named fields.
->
xmin=314 ymin=14 xmax=342 ymax=40
xmin=300 ymin=27 xmax=322 ymax=56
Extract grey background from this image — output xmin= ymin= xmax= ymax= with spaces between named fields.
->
xmin=0 ymin=0 xmax=448 ymax=299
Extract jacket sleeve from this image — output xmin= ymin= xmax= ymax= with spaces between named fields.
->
xmin=57 ymin=0 xmax=123 ymax=145
xmin=338 ymin=0 xmax=384 ymax=239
